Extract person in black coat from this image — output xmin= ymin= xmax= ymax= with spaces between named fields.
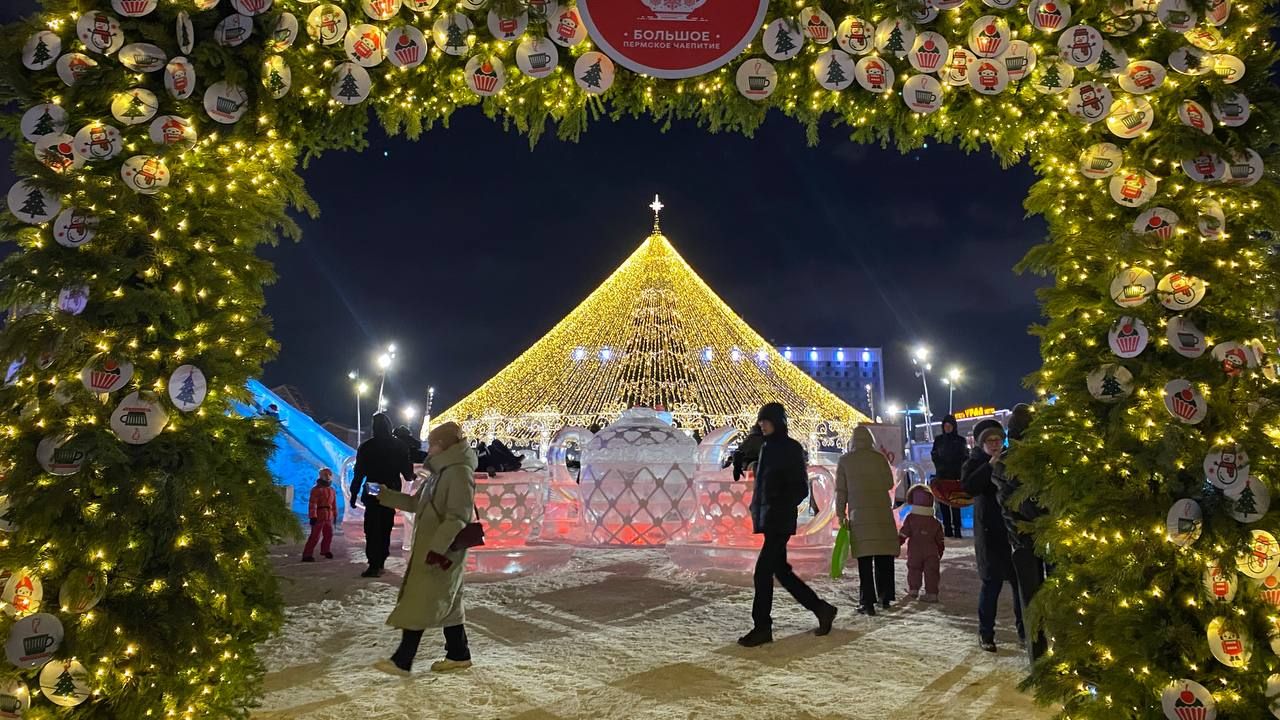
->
xmin=731 ymin=423 xmax=764 ymax=481
xmin=990 ymin=404 xmax=1048 ymax=663
xmin=393 ymin=424 xmax=427 ymax=464
xmin=350 ymin=413 xmax=416 ymax=578
xmin=738 ymin=403 xmax=837 ymax=648
xmin=929 ymin=414 xmax=968 ymax=538
xmin=962 ymin=422 xmax=1025 ymax=653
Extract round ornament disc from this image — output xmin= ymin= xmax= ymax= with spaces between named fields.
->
xmin=269 ymin=12 xmax=299 ymax=51
xmin=344 ymin=23 xmax=386 ymax=67
xmin=1167 ymin=316 xmax=1206 ymax=358
xmin=1207 ymin=616 xmax=1251 ymax=669
xmin=967 ymin=56 xmax=1008 ymax=95
xmin=111 ymin=88 xmax=159 ymax=126
xmin=1227 ymin=476 xmax=1270 ymax=523
xmin=1058 ymin=25 xmax=1103 ymax=67
xmin=1157 ymin=272 xmax=1206 ymax=311
xmin=111 ymin=391 xmax=170 ymax=445
xmin=168 ymin=365 xmax=208 ymax=412
xmin=836 ymin=17 xmax=874 ymax=56
xmin=1119 ymin=60 xmax=1165 ymax=94
xmin=386 ymin=26 xmax=427 ymax=69
xmin=307 ymin=4 xmax=349 ymax=46
xmin=432 ymin=12 xmax=474 ymax=56
xmin=1002 ymin=40 xmax=1037 ymax=82
xmin=119 ymin=43 xmax=167 ymax=73
xmin=77 ymin=11 xmax=123 ymax=55
xmin=909 ymin=32 xmax=948 ymax=74
xmin=38 ymin=659 xmax=90 ymax=707
xmin=80 ymin=357 xmax=133 ymax=395
xmin=1161 ymin=680 xmax=1217 ymax=720
xmin=1203 ymin=563 xmax=1238 ymax=603
xmin=21 ymin=104 xmax=67 ymax=143
xmin=1079 ymin=142 xmax=1122 ymax=179
xmin=1086 ymin=363 xmax=1134 ymax=402
xmin=165 ymin=57 xmax=197 ymax=100
xmin=23 ymin=31 xmax=62 ymax=71
xmin=74 ymin=123 xmax=122 ymax=163
xmin=331 ymin=63 xmax=371 ymax=105
xmin=488 ymin=8 xmax=528 ymax=41
xmin=1163 ymin=379 xmax=1207 ymax=425
xmin=815 ymin=49 xmax=855 ymax=91
xmin=7 ymin=182 xmax=60 ymax=225
xmin=203 ymin=81 xmax=249 ymax=124
xmin=1241 ymin=530 xmax=1280 ymax=579
xmin=465 ymin=55 xmax=507 ymax=97
xmin=1108 ymin=316 xmax=1148 ymax=358
xmin=800 ymin=7 xmax=836 ymax=44
xmin=736 ymin=58 xmax=777 ymax=100
xmin=1067 ymin=82 xmax=1113 ymax=123
xmin=5 ymin=612 xmax=62 ymax=669
xmin=550 ymin=6 xmax=587 ymax=48
xmin=53 ymin=207 xmax=98 ymax=248
xmin=1110 ymin=267 xmax=1156 ymax=307
xmin=56 ymin=53 xmax=97 ymax=87
xmin=215 ymin=13 xmax=254 ymax=48
xmin=1028 ymin=0 xmax=1071 ymax=32
xmin=1133 ymin=207 xmax=1179 ymax=241
xmin=1166 ymin=498 xmax=1202 ymax=546
xmin=120 ymin=156 xmax=171 ymax=195
xmin=944 ymin=47 xmax=978 ymax=87
xmin=1109 ymin=170 xmax=1159 ymax=208
xmin=902 ymin=74 xmax=944 ymax=114
xmin=58 ymin=568 xmax=107 ymax=614
xmin=1179 ymin=100 xmax=1214 ymax=134
xmin=36 ymin=434 xmax=84 ymax=476
xmin=875 ymin=18 xmax=916 ymax=58
xmin=764 ymin=18 xmax=805 ymax=61
xmin=855 ymin=56 xmax=895 ymax=93
xmin=967 ymin=16 xmax=1009 ymax=58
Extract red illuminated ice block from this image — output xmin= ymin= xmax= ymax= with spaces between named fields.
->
xmin=464 ymin=471 xmax=575 ymax=575
xmin=534 ymin=426 xmax=594 ymax=544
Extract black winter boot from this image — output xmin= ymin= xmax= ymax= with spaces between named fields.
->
xmin=737 ymin=626 xmax=773 ymax=647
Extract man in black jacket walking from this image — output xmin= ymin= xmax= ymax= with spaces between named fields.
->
xmin=962 ymin=420 xmax=1025 ymax=653
xmin=739 ymin=403 xmax=838 ymax=648
xmin=929 ymin=414 xmax=968 ymax=537
xmin=350 ymin=413 xmax=416 ymax=578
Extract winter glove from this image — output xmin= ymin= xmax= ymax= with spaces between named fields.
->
xmin=425 ymin=551 xmax=453 ymax=571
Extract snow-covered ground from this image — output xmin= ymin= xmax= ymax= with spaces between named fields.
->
xmin=257 ymin=524 xmax=1053 ymax=720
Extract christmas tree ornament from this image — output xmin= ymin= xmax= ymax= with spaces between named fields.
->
xmin=1028 ymin=0 xmax=1071 ymax=33
xmin=57 ymin=285 xmax=88 ymax=315
xmin=331 ymin=63 xmax=371 ymax=105
xmin=736 ymin=58 xmax=777 ymax=100
xmin=836 ymin=17 xmax=874 ymax=55
xmin=516 ymin=36 xmax=559 ymax=79
xmin=1088 ymin=41 xmax=1128 ymax=77
xmin=1108 ymin=316 xmax=1148 ymax=357
xmin=1109 ymin=170 xmax=1158 ymax=207
xmin=1179 ymin=100 xmax=1213 ymax=135
xmin=909 ymin=3 xmax=938 ymax=25
xmin=1206 ymin=617 xmax=1250 ymax=669
xmin=1224 ymin=149 xmax=1263 ymax=187
xmin=22 ymin=31 xmax=61 ymax=71
xmin=177 ymin=11 xmax=195 ymax=53
xmin=1185 ymin=26 xmax=1224 ymax=51
xmin=386 ymin=26 xmax=427 ymax=69
xmin=1203 ymin=563 xmax=1238 ymax=603
xmin=216 ymin=13 xmax=254 ymax=48
xmin=1168 ymin=316 xmax=1206 ymax=357
xmin=344 ymin=24 xmax=386 ymax=67
xmin=262 ymin=56 xmax=292 ymax=99
xmin=1181 ymin=151 xmax=1226 ymax=183
xmin=902 ymin=74 xmax=944 ymax=114
xmin=1 ymin=571 xmax=41 ymax=619
xmin=1169 ymin=46 xmax=1211 ymax=74
xmin=405 ymin=0 xmax=440 ymax=11
xmin=1134 ymin=0 xmax=1161 ymax=15
xmin=909 ymin=32 xmax=948 ymax=74
xmin=1157 ymin=273 xmax=1206 ymax=311
xmin=800 ymin=7 xmax=836 ymax=44
xmin=120 ymin=156 xmax=171 ymax=195
xmin=488 ymin=7 xmax=527 ymax=42
xmin=1002 ymin=41 xmax=1037 ymax=82
xmin=1058 ymin=25 xmax=1102 ymax=67
xmin=59 ymin=569 xmax=106 ymax=614
xmin=0 ymin=679 xmax=29 ymax=716
xmin=550 ymin=6 xmax=587 ymax=48
xmin=5 ymin=613 xmax=62 ymax=669
xmin=1100 ymin=11 xmax=1142 ymax=37
xmin=81 ymin=357 xmax=133 ymax=395
xmin=111 ymin=88 xmax=159 ymax=126
xmin=361 ymin=0 xmax=400 ymax=21
xmin=55 ymin=53 xmax=97 ymax=87
xmin=270 ymin=13 xmax=298 ymax=52
xmin=944 ymin=47 xmax=979 ymax=87
xmin=35 ymin=435 xmax=83 ymax=476
xmin=1110 ymin=266 xmax=1155 ymax=307
xmin=1157 ymin=0 xmax=1197 ymax=31
xmin=814 ymin=49 xmax=855 ymax=91
xmin=20 ymin=104 xmax=67 ymax=143
xmin=204 ymin=81 xmax=249 ymax=124
xmin=1086 ymin=363 xmax=1134 ymax=402
xmin=764 ymin=18 xmax=805 ymax=61
xmin=113 ymin=0 xmax=157 ymax=16
xmin=575 ymin=52 xmax=615 ymax=95
xmin=38 ymin=659 xmax=90 ymax=707
xmin=307 ymin=4 xmax=349 ymax=46
xmin=111 ymin=391 xmax=170 ymax=445
xmin=1079 ymin=142 xmax=1122 ymax=179
xmin=1161 ymin=680 xmax=1217 ymax=720
xmin=855 ymin=56 xmax=895 ymax=93
xmin=119 ymin=43 xmax=166 ymax=73
xmin=1228 ymin=476 xmax=1270 ymax=523
xmin=1106 ymin=96 xmax=1153 ymax=138
xmin=53 ymin=207 xmax=97 ymax=248
xmin=1133 ymin=207 xmax=1178 ymax=241
xmin=1241 ymin=530 xmax=1280 ymax=578
xmin=967 ymin=57 xmax=1009 ymax=95
xmin=432 ymin=12 xmax=474 ymax=56
xmin=1197 ymin=199 xmax=1225 ymax=238
xmin=168 ymin=365 xmax=207 ymax=412
xmin=1119 ymin=60 xmax=1165 ymax=93
xmin=1163 ymin=379 xmax=1207 ymax=424
xmin=876 ymin=18 xmax=916 ymax=59
xmin=1206 ymin=0 xmax=1230 ymax=25
xmin=466 ymin=56 xmax=507 ymax=97
xmin=1166 ymin=498 xmax=1202 ymax=546
xmin=1257 ymin=572 xmax=1280 ymax=606
xmin=34 ymin=135 xmax=81 ymax=175
xmin=1211 ymin=92 xmax=1249 ymax=127
xmin=164 ymin=56 xmax=196 ymax=100
xmin=1212 ymin=54 xmax=1245 ymax=84
xmin=1212 ymin=341 xmax=1250 ymax=377
xmin=74 ymin=122 xmax=122 ymax=162
xmin=77 ymin=12 xmax=123 ymax=55
xmin=967 ymin=16 xmax=1009 ymax=58
xmin=1067 ymin=82 xmax=1113 ymax=123
xmin=7 ymin=182 xmax=60 ymax=225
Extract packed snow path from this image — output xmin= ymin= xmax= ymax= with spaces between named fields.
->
xmin=257 ymin=528 xmax=1052 ymax=720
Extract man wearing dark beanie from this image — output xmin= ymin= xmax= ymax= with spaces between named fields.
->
xmin=991 ymin=403 xmax=1049 ymax=663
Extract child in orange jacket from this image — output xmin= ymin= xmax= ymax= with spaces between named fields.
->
xmin=899 ymin=484 xmax=945 ymax=602
xmin=303 ymin=468 xmax=337 ymax=562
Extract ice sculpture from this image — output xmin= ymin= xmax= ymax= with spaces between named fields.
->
xmin=579 ymin=408 xmax=698 ymax=546
xmin=535 ymin=426 xmax=593 ymax=544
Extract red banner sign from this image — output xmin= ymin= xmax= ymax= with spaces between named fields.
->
xmin=578 ymin=0 xmax=767 ymax=80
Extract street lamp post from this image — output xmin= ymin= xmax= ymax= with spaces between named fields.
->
xmin=912 ymin=346 xmax=934 ymax=441
xmin=348 ymin=371 xmax=369 ymax=445
xmin=864 ymin=383 xmax=875 ymax=420
xmin=376 ymin=343 xmax=397 ymax=413
xmin=943 ymin=367 xmax=962 ymax=415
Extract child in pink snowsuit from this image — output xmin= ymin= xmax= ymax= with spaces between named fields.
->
xmin=899 ymin=484 xmax=945 ymax=602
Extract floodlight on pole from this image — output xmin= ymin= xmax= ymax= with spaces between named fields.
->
xmin=375 ymin=344 xmax=397 ymax=413
xmin=911 ymin=345 xmax=935 ymax=441
xmin=349 ymin=372 xmax=368 ymax=445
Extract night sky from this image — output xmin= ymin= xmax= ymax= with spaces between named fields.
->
xmin=1 ymin=1 xmax=1047 ymax=430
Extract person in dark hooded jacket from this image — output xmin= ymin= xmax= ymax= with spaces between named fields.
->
xmin=738 ymin=403 xmax=838 ymax=648
xmin=394 ymin=425 xmax=427 ymax=464
xmin=350 ymin=413 xmax=416 ymax=578
xmin=990 ymin=404 xmax=1048 ymax=663
xmin=962 ymin=420 xmax=1024 ymax=653
xmin=929 ymin=414 xmax=968 ymax=538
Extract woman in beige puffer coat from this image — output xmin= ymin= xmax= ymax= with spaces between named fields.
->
xmin=835 ymin=426 xmax=900 ymax=615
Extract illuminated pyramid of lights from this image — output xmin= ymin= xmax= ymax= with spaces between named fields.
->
xmin=434 ymin=197 xmax=870 ymax=446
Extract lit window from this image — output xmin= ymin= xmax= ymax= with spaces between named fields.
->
xmin=784 ymin=349 xmax=792 ymax=361
xmin=809 ymin=350 xmax=818 ymax=362
xmin=861 ymin=350 xmax=872 ymax=363
xmin=836 ymin=349 xmax=845 ymax=362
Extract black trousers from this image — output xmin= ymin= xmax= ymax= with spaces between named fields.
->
xmin=936 ymin=503 xmax=962 ymax=537
xmin=390 ymin=624 xmax=470 ymax=671
xmin=857 ymin=555 xmax=896 ymax=608
xmin=752 ymin=532 xmax=825 ymax=628
xmin=1011 ymin=546 xmax=1049 ymax=663
xmin=364 ymin=503 xmax=395 ymax=570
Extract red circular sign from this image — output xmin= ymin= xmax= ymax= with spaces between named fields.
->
xmin=578 ymin=0 xmax=768 ymax=80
